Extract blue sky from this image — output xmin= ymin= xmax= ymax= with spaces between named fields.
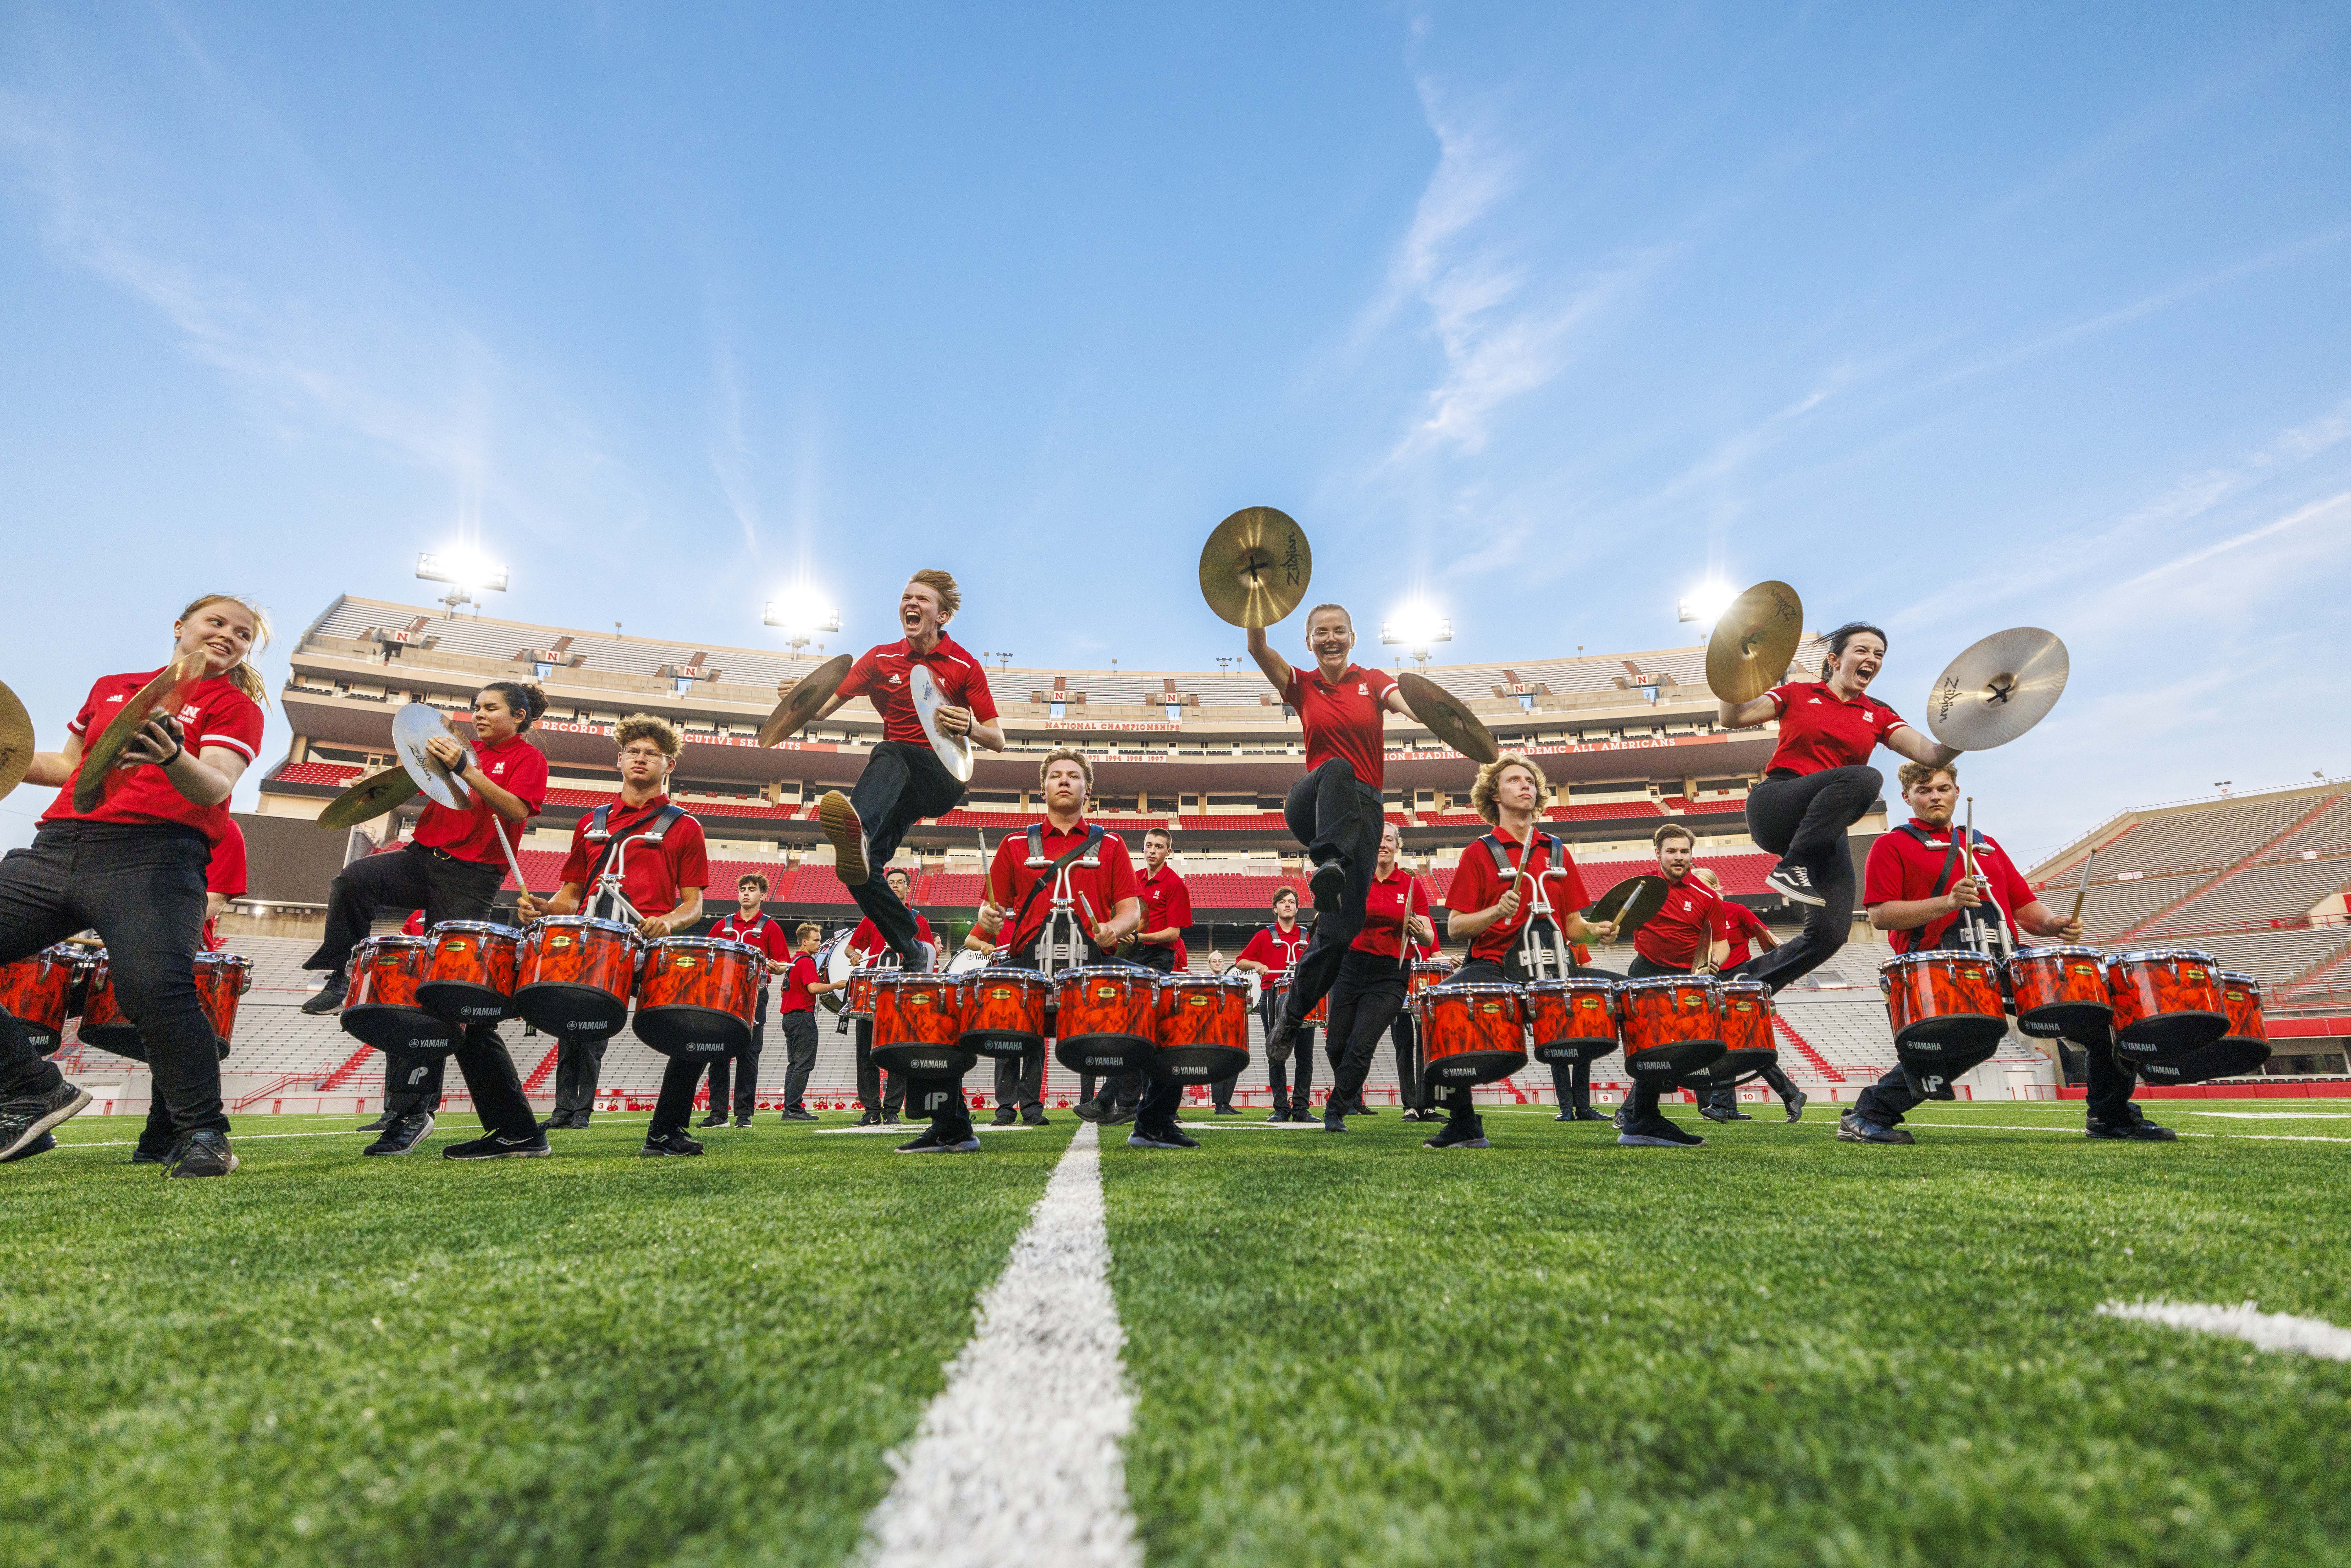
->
xmin=3 ymin=3 xmax=2347 ymax=862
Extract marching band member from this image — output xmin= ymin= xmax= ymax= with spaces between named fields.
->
xmin=1246 ymin=603 xmax=1415 ymax=1065
xmin=0 ymin=594 xmax=268 ymax=1174
xmin=978 ymin=749 xmax=1177 ymax=1150
xmin=1234 ymin=887 xmax=1313 ymax=1121
xmin=788 ymin=571 xmax=1002 ymax=970
xmin=303 ymin=682 xmax=550 ymax=1156
xmin=1843 ymin=762 xmax=2174 ymax=1145
xmin=1714 ymin=622 xmax=1957 ymax=992
xmin=846 ymin=867 xmax=935 ymax=1126
xmin=1069 ymin=826 xmax=1192 ymax=1125
xmin=771 ymin=922 xmax=837 ymax=1123
xmin=705 ymin=875 xmax=797 ymax=1126
xmin=129 ymin=785 xmax=251 ymax=1164
xmin=1320 ymin=822 xmax=1435 ymax=1132
xmin=518 ymin=715 xmax=711 ymax=1157
xmin=1689 ymin=866 xmax=1804 ymax=1123
xmin=1439 ymin=754 xmax=1617 ymax=1150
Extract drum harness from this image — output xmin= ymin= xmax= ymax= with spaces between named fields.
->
xmin=1010 ymin=824 xmax=1108 ymax=979
xmin=577 ymin=801 xmax=686 ymax=926
xmin=1891 ymin=820 xmax=2011 ymax=961
xmin=1479 ymin=830 xmax=1574 ymax=983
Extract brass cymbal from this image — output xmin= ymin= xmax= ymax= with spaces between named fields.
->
xmin=1395 ymin=671 xmax=1500 ymax=765
xmin=1586 ymin=874 xmax=1670 ymax=937
xmin=317 ymin=768 xmax=421 ymax=831
xmin=73 ymin=648 xmax=209 ymax=815
xmin=0 ymin=679 xmax=32 ymax=804
xmin=1705 ymin=581 xmax=1805 ymax=704
xmin=761 ymin=653 xmax=854 ymax=747
xmin=1927 ymin=627 xmax=2069 ymax=751
xmin=1198 ymin=506 xmax=1312 ymax=629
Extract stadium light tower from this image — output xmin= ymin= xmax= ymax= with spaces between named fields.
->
xmin=763 ymin=585 xmax=840 ymax=658
xmin=416 ymin=549 xmax=509 ymax=617
xmin=1676 ymin=581 xmax=1738 ymax=631
xmin=1380 ymin=602 xmax=1452 ymax=671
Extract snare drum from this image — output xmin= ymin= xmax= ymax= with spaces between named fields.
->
xmin=416 ymin=921 xmax=524 ymax=1027
xmin=1524 ymin=975 xmax=1618 ymax=1066
xmin=1687 ymin=977 xmax=1777 ymax=1087
xmin=2006 ymin=946 xmax=2110 ymax=1040
xmin=2142 ymin=971 xmax=2273 ymax=1086
xmin=514 ymin=917 xmax=641 ymax=1040
xmin=2105 ymin=948 xmax=2227 ymax=1058
xmin=1416 ymin=982 xmax=1527 ymax=1086
xmin=1052 ymin=965 xmax=1157 ymax=1075
xmin=1878 ymin=951 xmax=2006 ymax=1065
xmin=1618 ymin=975 xmax=1729 ymax=1082
xmin=1150 ymin=972 xmax=1251 ymax=1081
xmin=634 ymin=937 xmax=767 ymax=1058
xmin=0 ymin=947 xmax=75 ymax=1056
xmin=342 ymin=934 xmax=459 ymax=1055
xmin=957 ymin=967 xmax=1050 ymax=1057
xmin=870 ymin=971 xmax=973 ymax=1076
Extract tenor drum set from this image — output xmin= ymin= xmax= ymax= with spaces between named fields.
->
xmin=0 ymin=941 xmax=252 ymax=1063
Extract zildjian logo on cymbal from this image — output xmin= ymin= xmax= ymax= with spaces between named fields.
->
xmin=1280 ymin=531 xmax=1303 ymax=586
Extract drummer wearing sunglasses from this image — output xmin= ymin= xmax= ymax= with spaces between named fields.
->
xmin=1843 ymin=762 xmax=2172 ymax=1146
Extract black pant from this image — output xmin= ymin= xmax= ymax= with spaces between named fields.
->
xmin=1548 ymin=1059 xmax=1590 ymax=1113
xmin=995 ymin=1045 xmax=1047 ymax=1114
xmin=1703 ymin=1061 xmax=1801 ymax=1115
xmin=649 ymin=1055 xmax=709 ymax=1140
xmin=853 ymin=1016 xmax=907 ymax=1115
xmin=1729 ymin=767 xmax=1879 ymax=993
xmin=778 ymin=1009 xmax=818 ymax=1112
xmin=1856 ymin=1019 xmax=2139 ymax=1128
xmin=552 ymin=1035 xmax=605 ymax=1121
xmin=909 ymin=1069 xmax=975 ymax=1142
xmin=703 ymin=991 xmax=768 ymax=1119
xmin=0 ymin=824 xmax=226 ymax=1137
xmin=304 ymin=841 xmax=531 ymax=1131
xmin=1277 ymin=760 xmax=1383 ymax=1026
xmin=1391 ymin=1010 xmax=1425 ymax=1111
xmin=846 ymin=741 xmax=966 ymax=967
xmin=1263 ymin=992 xmax=1319 ymax=1113
xmin=1325 ymin=948 xmax=1409 ymax=1114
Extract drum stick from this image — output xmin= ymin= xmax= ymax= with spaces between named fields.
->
xmin=2069 ymin=849 xmax=2095 ymax=926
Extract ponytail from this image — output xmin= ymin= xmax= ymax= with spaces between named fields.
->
xmin=178 ymin=593 xmax=272 ymax=707
xmin=480 ymin=681 xmax=549 ymax=732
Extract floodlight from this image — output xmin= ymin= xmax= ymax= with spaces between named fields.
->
xmin=1676 ymin=581 xmax=1737 ymax=625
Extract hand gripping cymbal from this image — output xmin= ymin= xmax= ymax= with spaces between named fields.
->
xmin=1587 ymin=874 xmax=1670 ymax=938
xmin=73 ymin=649 xmax=209 ymax=814
xmin=1199 ymin=507 xmax=1312 ymax=629
xmin=1395 ymin=671 xmax=1499 ymax=765
xmin=1705 ymin=581 xmax=1805 ymax=704
xmin=1927 ymin=628 xmax=2069 ymax=751
xmin=761 ymin=654 xmax=853 ymax=748
xmin=391 ymin=701 xmax=474 ymax=810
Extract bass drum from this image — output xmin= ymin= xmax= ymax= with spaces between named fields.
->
xmin=813 ymin=933 xmax=856 ymax=1015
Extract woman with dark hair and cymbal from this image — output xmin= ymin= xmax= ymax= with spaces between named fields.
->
xmin=0 ymin=593 xmax=270 ymax=1174
xmin=1714 ymin=621 xmax=1956 ymax=993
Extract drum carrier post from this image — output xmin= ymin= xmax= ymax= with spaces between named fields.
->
xmin=1026 ymin=831 xmax=1104 ymax=980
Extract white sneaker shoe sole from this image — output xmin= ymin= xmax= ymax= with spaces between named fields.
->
xmin=819 ymin=791 xmax=869 ymax=885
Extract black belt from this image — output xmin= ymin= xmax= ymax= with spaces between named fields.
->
xmin=421 ymin=844 xmax=498 ymax=867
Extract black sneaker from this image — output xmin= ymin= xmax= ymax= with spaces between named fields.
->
xmin=1350 ymin=1099 xmax=1377 ymax=1116
xmin=880 ymin=1112 xmax=903 ymax=1126
xmin=129 ymin=1144 xmax=170 ymax=1165
xmin=1571 ymin=1107 xmax=1609 ymax=1122
xmin=780 ymin=1108 xmax=818 ymax=1122
xmin=698 ymin=1112 xmax=727 ymax=1128
xmin=1618 ymin=1115 xmax=1705 ymax=1148
xmin=1213 ymin=1106 xmax=1240 ymax=1116
xmin=992 ymin=1108 xmax=1018 ymax=1126
xmin=11 ymin=1132 xmax=57 ymax=1163
xmin=1725 ymin=1108 xmax=1754 ymax=1122
xmin=1764 ymin=860 xmax=1825 ymax=907
xmin=735 ymin=1117 xmax=755 ymax=1128
xmin=1129 ymin=1124 xmax=1199 ymax=1150
xmin=1700 ymin=1104 xmax=1735 ymax=1124
xmin=447 ymin=1129 xmax=552 ymax=1159
xmin=819 ymin=791 xmax=870 ymax=886
xmin=1102 ymin=1104 xmax=1138 ymax=1126
xmin=1264 ymin=1106 xmax=1291 ymax=1123
xmin=1309 ymin=859 xmax=1346 ymax=913
xmin=1785 ymin=1090 xmax=1809 ymax=1124
xmin=1553 ymin=1110 xmax=1574 ymax=1122
xmin=1322 ymin=1111 xmax=1348 ymax=1132
xmin=1289 ymin=1107 xmax=1320 ymax=1124
xmin=0 ymin=1082 xmax=92 ymax=1163
xmin=363 ymin=1112 xmax=435 ymax=1156
xmin=1022 ymin=1109 xmax=1051 ymax=1126
xmin=895 ymin=1128 xmax=980 ymax=1153
xmin=163 ymin=1128 xmax=238 ymax=1177
xmin=640 ymin=1132 xmax=705 ymax=1157
xmin=1611 ymin=1106 xmax=1629 ymax=1130
xmin=2087 ymin=1113 xmax=2177 ymax=1142
xmin=1400 ymin=1107 xmax=1437 ymax=1123
xmin=300 ymin=981 xmax=349 ymax=1015
xmin=1423 ymin=1118 xmax=1490 ymax=1150
xmin=357 ymin=1111 xmax=394 ymax=1132
xmin=1837 ymin=1111 xmax=1913 ymax=1145
xmin=854 ymin=1110 xmax=881 ymax=1128
xmin=539 ymin=1115 xmax=579 ymax=1133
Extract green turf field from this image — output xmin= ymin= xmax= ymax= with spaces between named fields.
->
xmin=7 ymin=1100 xmax=2351 ymax=1565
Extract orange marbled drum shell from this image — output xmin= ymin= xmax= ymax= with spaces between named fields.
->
xmin=1053 ymin=966 xmax=1159 ymax=1075
xmin=341 ymin=935 xmax=460 ymax=1054
xmin=871 ymin=971 xmax=973 ymax=1076
xmin=847 ymin=970 xmax=880 ymax=1018
xmin=2106 ymin=948 xmax=2229 ymax=1055
xmin=2007 ymin=946 xmax=2111 ymax=1039
xmin=192 ymin=952 xmax=251 ymax=1049
xmin=1416 ymin=982 xmax=1528 ymax=1086
xmin=1879 ymin=952 xmax=2006 ymax=1047
xmin=0 ymin=948 xmax=74 ymax=1055
xmin=2219 ymin=972 xmax=2267 ymax=1044
xmin=416 ymin=921 xmax=523 ymax=1026
xmin=70 ymin=949 xmax=248 ymax=1063
xmin=1525 ymin=976 xmax=1618 ymax=1065
xmin=957 ymin=967 xmax=1051 ymax=1056
xmin=1150 ymin=973 xmax=1252 ymax=1082
xmin=513 ymin=917 xmax=641 ymax=1041
xmin=1619 ymin=975 xmax=1731 ymax=1082
xmin=1406 ymin=959 xmax=1452 ymax=998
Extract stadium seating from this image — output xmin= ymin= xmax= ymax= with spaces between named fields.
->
xmin=2074 ymin=794 xmax=2321 ymax=877
xmin=2141 ymin=859 xmax=2351 ymax=936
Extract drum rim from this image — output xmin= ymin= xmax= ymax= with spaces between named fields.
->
xmin=1877 ymin=951 xmax=1999 ymax=973
xmin=1420 ymin=981 xmax=1523 ymax=998
xmin=1157 ymin=972 xmax=1251 ymax=992
xmin=1058 ymin=965 xmax=1151 ymax=983
xmin=2218 ymin=971 xmax=2257 ymax=987
xmin=2113 ymin=947 xmax=2220 ymax=964
xmin=968 ymin=966 xmax=1050 ymax=984
xmin=2010 ymin=944 xmax=2105 ymax=961
xmin=356 ymin=934 xmax=431 ymax=952
xmin=430 ymin=920 xmax=523 ymax=938
xmin=192 ymin=951 xmax=251 ymax=968
xmin=527 ymin=915 xmax=640 ymax=938
xmin=1619 ymin=973 xmax=1722 ymax=994
xmin=871 ymin=971 xmax=956 ymax=991
xmin=1718 ymin=975 xmax=1769 ymax=995
xmin=647 ymin=935 xmax=763 ymax=959
xmin=1524 ymin=976 xmax=1617 ymax=994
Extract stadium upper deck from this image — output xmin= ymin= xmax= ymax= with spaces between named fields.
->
xmin=252 ymin=596 xmax=1879 ymax=904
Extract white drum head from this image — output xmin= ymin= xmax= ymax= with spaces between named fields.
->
xmin=908 ymin=664 xmax=976 ymax=783
xmin=945 ymin=948 xmax=987 ymax=976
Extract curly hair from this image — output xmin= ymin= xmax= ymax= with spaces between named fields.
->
xmin=1469 ymin=751 xmax=1547 ymax=825
xmin=1038 ymin=746 xmax=1094 ymax=792
xmin=615 ymin=712 xmax=681 ymax=757
xmin=1898 ymin=759 xmax=1957 ymax=791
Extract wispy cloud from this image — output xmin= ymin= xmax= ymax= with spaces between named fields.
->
xmin=706 ymin=334 xmax=762 ymax=552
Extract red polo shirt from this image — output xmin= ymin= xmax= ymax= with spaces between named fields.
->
xmin=711 ymin=911 xmax=795 ymax=964
xmin=1137 ymin=863 xmax=1193 ymax=949
xmin=44 ymin=670 xmax=265 ymax=846
xmin=1635 ymin=874 xmax=1728 ymax=971
xmin=1445 ymin=828 xmax=1590 ymax=966
xmin=836 ymin=634 xmax=1000 ymax=748
xmin=555 ymin=794 xmax=708 ymax=918
xmin=411 ymin=733 xmax=547 ymax=867
xmin=1238 ymin=923 xmax=1308 ymax=973
xmin=401 ymin=910 xmax=427 ymax=936
xmin=1717 ymin=900 xmax=1770 ymax=966
xmin=985 ymin=819 xmax=1142 ymax=957
xmin=848 ymin=912 xmax=937 ymax=958
xmin=1763 ymin=680 xmax=1908 ymax=776
xmin=201 ymin=821 xmax=248 ymax=951
xmin=1353 ymin=867 xmax=1437 ymax=959
xmin=1282 ymin=662 xmax=1398 ymax=790
xmin=1864 ymin=819 xmax=2036 ymax=953
xmin=776 ymin=951 xmax=821 ymax=1012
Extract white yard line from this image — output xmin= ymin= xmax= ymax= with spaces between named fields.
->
xmin=1903 ymin=1121 xmax=2351 ymax=1143
xmin=2096 ymin=1300 xmax=2351 ymax=1362
xmin=858 ymin=1121 xmax=1141 ymax=1568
